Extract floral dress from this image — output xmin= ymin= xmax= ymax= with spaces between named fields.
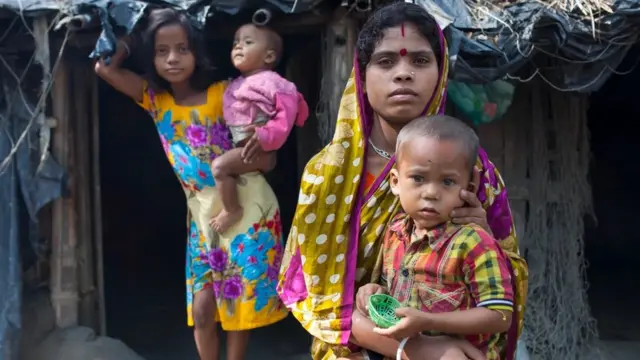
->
xmin=138 ymin=82 xmax=288 ymax=330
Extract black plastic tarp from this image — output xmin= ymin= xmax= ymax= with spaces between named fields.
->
xmin=0 ymin=0 xmax=317 ymax=14
xmin=421 ymin=0 xmax=640 ymax=92
xmin=5 ymin=0 xmax=639 ymax=91
xmin=0 ymin=56 xmax=65 ymax=359
xmin=3 ymin=0 xmax=326 ymax=64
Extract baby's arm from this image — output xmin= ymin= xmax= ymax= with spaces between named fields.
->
xmin=254 ymin=92 xmax=309 ymax=151
xmin=427 ymin=229 xmax=514 ymax=335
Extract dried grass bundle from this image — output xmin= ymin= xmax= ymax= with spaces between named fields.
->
xmin=467 ymin=0 xmax=616 ymax=38
xmin=476 ymin=0 xmax=614 ymax=14
xmin=542 ymin=0 xmax=614 ymax=16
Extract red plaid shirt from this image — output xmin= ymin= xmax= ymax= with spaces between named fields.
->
xmin=381 ymin=213 xmax=514 ymax=359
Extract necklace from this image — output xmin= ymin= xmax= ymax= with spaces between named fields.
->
xmin=368 ymin=138 xmax=393 ymax=160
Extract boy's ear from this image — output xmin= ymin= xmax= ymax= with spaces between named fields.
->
xmin=265 ymin=50 xmax=277 ymax=65
xmin=390 ymin=169 xmax=400 ymax=196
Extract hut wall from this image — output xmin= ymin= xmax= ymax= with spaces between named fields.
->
xmin=475 ymin=79 xmax=597 ymax=359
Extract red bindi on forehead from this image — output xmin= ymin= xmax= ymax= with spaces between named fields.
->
xmin=399 ymin=23 xmax=408 ymax=56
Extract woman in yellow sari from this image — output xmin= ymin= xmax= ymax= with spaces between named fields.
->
xmin=278 ymin=3 xmax=527 ymax=360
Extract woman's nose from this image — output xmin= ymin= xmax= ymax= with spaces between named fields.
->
xmin=393 ymin=62 xmax=415 ymax=82
xmin=394 ymin=71 xmax=413 ymax=82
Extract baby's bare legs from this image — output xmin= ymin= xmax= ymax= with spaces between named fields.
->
xmin=340 ymin=346 xmax=469 ymax=360
xmin=438 ymin=347 xmax=471 ymax=360
xmin=351 ymin=308 xmax=473 ymax=360
xmin=210 ymin=148 xmax=276 ymax=233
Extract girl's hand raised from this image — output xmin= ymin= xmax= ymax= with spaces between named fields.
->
xmin=94 ymin=36 xmax=144 ymax=103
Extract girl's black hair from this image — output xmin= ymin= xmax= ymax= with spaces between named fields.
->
xmin=356 ymin=2 xmax=443 ymax=74
xmin=142 ymin=8 xmax=213 ymax=93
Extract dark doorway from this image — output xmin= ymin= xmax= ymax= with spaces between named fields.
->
xmin=586 ymin=44 xmax=640 ymax=345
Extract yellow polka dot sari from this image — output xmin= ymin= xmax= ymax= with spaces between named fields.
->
xmin=278 ymin=33 xmax=528 ymax=360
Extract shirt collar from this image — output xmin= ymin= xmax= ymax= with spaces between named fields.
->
xmin=390 ymin=212 xmax=461 ymax=251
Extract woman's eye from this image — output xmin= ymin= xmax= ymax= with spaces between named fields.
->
xmin=415 ymin=57 xmax=430 ymax=65
xmin=180 ymin=47 xmax=189 ymax=54
xmin=377 ymin=58 xmax=394 ymax=67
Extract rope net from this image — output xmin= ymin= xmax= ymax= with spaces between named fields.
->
xmin=518 ymin=78 xmax=600 ymax=360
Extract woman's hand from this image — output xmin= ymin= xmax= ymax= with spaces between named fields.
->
xmin=355 ymin=283 xmax=386 ymax=315
xmin=240 ymin=125 xmax=263 ymax=164
xmin=450 ymin=167 xmax=491 ymax=235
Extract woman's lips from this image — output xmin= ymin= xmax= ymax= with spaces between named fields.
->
xmin=389 ymin=88 xmax=418 ymax=102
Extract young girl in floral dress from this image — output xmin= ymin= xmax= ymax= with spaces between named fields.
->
xmin=95 ymin=8 xmax=287 ymax=360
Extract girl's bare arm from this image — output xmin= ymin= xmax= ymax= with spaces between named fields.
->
xmin=94 ymin=39 xmax=144 ymax=103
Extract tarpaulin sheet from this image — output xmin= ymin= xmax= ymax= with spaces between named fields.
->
xmin=0 ymin=62 xmax=65 ymax=360
xmin=0 ymin=0 xmax=317 ymax=14
xmin=416 ymin=0 xmax=640 ymax=92
xmin=1 ymin=0 xmax=325 ymax=61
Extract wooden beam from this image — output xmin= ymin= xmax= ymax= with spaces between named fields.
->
xmin=50 ymin=53 xmax=79 ymax=328
xmin=91 ymin=66 xmax=107 ymax=336
xmin=73 ymin=61 xmax=98 ymax=330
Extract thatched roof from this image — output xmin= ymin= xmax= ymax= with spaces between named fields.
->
xmin=429 ymin=0 xmax=640 ymax=91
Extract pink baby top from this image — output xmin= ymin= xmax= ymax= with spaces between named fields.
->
xmin=222 ymin=70 xmax=309 ymax=151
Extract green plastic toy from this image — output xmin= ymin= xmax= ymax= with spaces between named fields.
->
xmin=368 ymin=293 xmax=401 ymax=328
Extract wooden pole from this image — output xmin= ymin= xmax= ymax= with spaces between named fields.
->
xmin=73 ymin=61 xmax=98 ymax=330
xmin=91 ymin=67 xmax=107 ymax=336
xmin=50 ymin=53 xmax=79 ymax=328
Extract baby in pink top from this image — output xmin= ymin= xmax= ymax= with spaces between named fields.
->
xmin=210 ymin=23 xmax=309 ymax=232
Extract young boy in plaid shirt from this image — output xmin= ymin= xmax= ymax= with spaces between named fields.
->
xmin=353 ymin=115 xmax=515 ymax=360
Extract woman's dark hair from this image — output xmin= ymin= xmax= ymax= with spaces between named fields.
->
xmin=356 ymin=2 xmax=443 ymax=74
xmin=142 ymin=8 xmax=213 ymax=93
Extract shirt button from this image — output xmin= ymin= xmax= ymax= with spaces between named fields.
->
xmin=402 ymin=268 xmax=409 ymax=277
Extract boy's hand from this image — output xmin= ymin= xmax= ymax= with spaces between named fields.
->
xmin=355 ymin=283 xmax=386 ymax=315
xmin=240 ymin=125 xmax=262 ymax=164
xmin=373 ymin=307 xmax=426 ymax=339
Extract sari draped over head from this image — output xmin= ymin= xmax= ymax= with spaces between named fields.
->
xmin=278 ymin=25 xmax=528 ymax=360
